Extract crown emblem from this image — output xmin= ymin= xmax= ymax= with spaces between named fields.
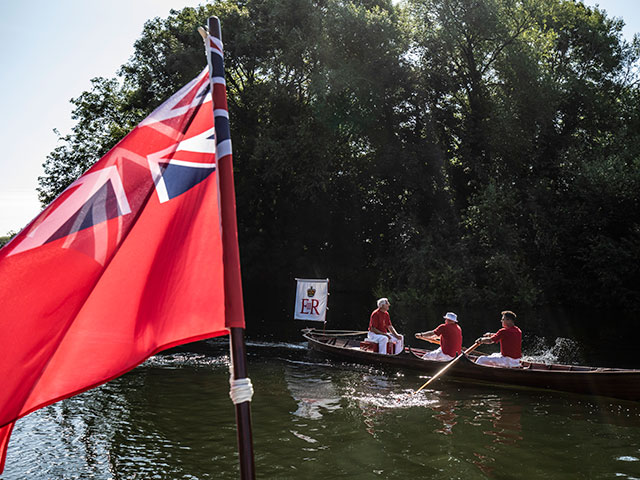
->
xmin=307 ymin=286 xmax=316 ymax=297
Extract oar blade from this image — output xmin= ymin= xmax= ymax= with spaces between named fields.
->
xmin=413 ymin=341 xmax=482 ymax=395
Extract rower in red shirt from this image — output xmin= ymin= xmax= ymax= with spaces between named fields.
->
xmin=415 ymin=312 xmax=462 ymax=361
xmin=475 ymin=310 xmax=522 ymax=367
xmin=367 ymin=298 xmax=404 ymax=354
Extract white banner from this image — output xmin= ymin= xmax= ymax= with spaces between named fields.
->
xmin=294 ymin=278 xmax=329 ymax=322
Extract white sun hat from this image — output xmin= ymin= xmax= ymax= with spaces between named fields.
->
xmin=443 ymin=312 xmax=458 ymax=322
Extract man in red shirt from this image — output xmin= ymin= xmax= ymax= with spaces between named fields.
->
xmin=367 ymin=298 xmax=403 ymax=354
xmin=475 ymin=310 xmax=522 ymax=367
xmin=415 ymin=312 xmax=462 ymax=361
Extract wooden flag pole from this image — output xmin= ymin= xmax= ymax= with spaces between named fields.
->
xmin=229 ymin=326 xmax=255 ymax=479
xmin=203 ymin=17 xmax=256 ymax=479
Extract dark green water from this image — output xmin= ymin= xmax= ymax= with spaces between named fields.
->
xmin=3 ymin=338 xmax=640 ymax=479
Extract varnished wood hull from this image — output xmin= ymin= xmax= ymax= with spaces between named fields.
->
xmin=302 ymin=329 xmax=640 ymax=401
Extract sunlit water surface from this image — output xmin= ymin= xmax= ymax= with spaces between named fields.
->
xmin=3 ymin=340 xmax=640 ymax=479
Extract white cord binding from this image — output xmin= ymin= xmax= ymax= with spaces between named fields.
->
xmin=229 ymin=377 xmax=254 ymax=405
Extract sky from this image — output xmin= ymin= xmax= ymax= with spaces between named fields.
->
xmin=0 ymin=0 xmax=203 ymax=236
xmin=0 ymin=0 xmax=638 ymax=236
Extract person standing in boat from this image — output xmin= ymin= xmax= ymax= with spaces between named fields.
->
xmin=475 ymin=310 xmax=522 ymax=367
xmin=367 ymin=298 xmax=404 ymax=354
xmin=415 ymin=312 xmax=462 ymax=361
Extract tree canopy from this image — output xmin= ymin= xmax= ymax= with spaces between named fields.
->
xmin=38 ymin=0 xmax=640 ymax=319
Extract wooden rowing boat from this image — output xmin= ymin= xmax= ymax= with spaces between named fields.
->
xmin=302 ymin=328 xmax=640 ymax=401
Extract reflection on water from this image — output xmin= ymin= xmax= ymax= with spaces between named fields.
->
xmin=345 ymin=376 xmax=434 ymax=436
xmin=485 ymin=400 xmax=523 ymax=446
xmin=4 ymin=343 xmax=640 ymax=479
xmin=467 ymin=396 xmax=524 ymax=477
xmin=284 ymin=363 xmax=341 ymax=420
xmin=427 ymin=395 xmax=460 ymax=435
xmin=5 ymin=352 xmax=239 ymax=480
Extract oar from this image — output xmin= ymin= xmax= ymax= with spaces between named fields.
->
xmin=413 ymin=341 xmax=482 ymax=395
xmin=419 ymin=336 xmax=441 ymax=345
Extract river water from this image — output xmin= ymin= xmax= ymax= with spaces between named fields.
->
xmin=3 ymin=337 xmax=640 ymax=480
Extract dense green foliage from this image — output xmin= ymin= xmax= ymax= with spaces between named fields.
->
xmin=0 ymin=234 xmax=14 ymax=249
xmin=38 ymin=0 xmax=640 ymax=317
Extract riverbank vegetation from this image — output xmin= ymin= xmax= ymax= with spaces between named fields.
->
xmin=0 ymin=235 xmax=13 ymax=249
xmin=38 ymin=0 xmax=640 ymax=316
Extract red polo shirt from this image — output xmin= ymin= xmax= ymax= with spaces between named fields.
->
xmin=369 ymin=309 xmax=391 ymax=333
xmin=491 ymin=326 xmax=522 ymax=359
xmin=434 ymin=322 xmax=462 ymax=357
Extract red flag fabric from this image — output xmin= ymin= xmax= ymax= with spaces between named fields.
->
xmin=0 ymin=68 xmax=243 ymax=472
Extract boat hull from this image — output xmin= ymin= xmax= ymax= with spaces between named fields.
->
xmin=303 ymin=329 xmax=640 ymax=402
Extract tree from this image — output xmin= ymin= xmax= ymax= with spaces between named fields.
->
xmin=38 ymin=78 xmax=141 ymax=204
xmin=394 ymin=0 xmax=640 ymax=308
xmin=38 ymin=0 xmax=420 ymax=321
xmin=0 ymin=232 xmax=16 ymax=249
xmin=37 ymin=0 xmax=640 ymax=315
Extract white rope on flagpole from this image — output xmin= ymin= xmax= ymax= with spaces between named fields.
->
xmin=229 ymin=377 xmax=254 ymax=405
xmin=228 ymin=363 xmax=254 ymax=404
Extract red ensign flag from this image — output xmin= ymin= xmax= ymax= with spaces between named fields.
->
xmin=0 ymin=68 xmax=243 ymax=472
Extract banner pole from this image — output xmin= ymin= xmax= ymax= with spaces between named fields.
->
xmin=204 ymin=16 xmax=256 ymax=479
xmin=324 ymin=278 xmax=329 ymax=331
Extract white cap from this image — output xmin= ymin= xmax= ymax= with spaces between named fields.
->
xmin=443 ymin=312 xmax=458 ymax=322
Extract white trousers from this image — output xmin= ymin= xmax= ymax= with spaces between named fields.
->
xmin=475 ymin=353 xmax=521 ymax=368
xmin=367 ymin=332 xmax=404 ymax=354
xmin=421 ymin=347 xmax=455 ymax=362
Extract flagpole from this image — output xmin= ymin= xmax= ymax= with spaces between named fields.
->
xmin=229 ymin=326 xmax=255 ymax=478
xmin=203 ymin=16 xmax=256 ymax=479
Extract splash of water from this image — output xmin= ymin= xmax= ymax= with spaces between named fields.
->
xmin=246 ymin=340 xmax=308 ymax=350
xmin=350 ymin=389 xmax=439 ymax=409
xmin=144 ymin=352 xmax=229 ymax=368
xmin=522 ymin=336 xmax=582 ymax=365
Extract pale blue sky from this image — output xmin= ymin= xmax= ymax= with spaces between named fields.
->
xmin=0 ymin=0 xmax=638 ymax=235
xmin=0 ymin=0 xmax=203 ymax=235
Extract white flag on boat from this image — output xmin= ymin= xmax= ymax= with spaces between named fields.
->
xmin=294 ymin=278 xmax=329 ymax=322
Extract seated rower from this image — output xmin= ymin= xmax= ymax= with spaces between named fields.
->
xmin=415 ymin=312 xmax=462 ymax=361
xmin=475 ymin=310 xmax=522 ymax=367
xmin=367 ymin=298 xmax=404 ymax=355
